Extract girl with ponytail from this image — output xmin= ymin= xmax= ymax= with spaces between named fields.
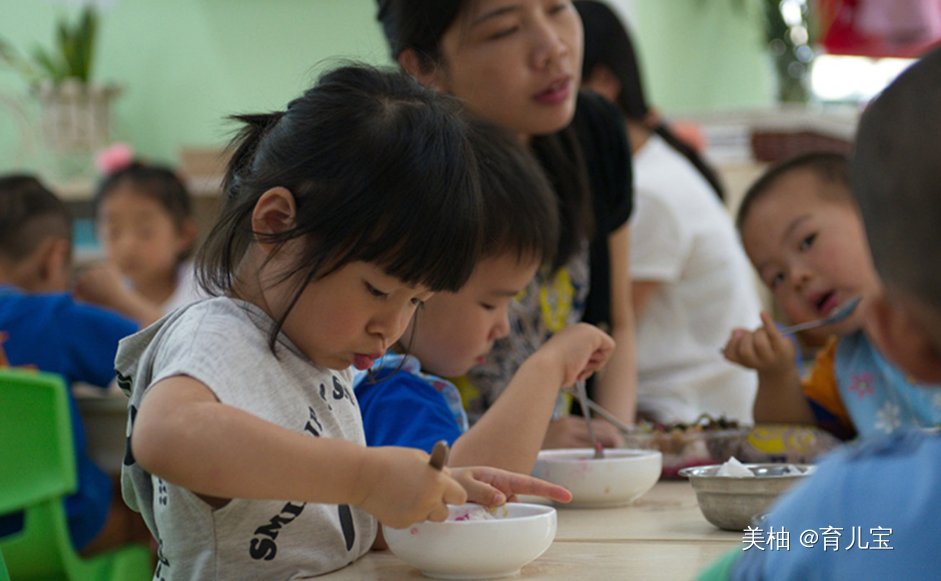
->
xmin=114 ymin=64 xmax=569 ymax=579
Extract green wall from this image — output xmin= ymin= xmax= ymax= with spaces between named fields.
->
xmin=0 ymin=0 xmax=773 ymax=176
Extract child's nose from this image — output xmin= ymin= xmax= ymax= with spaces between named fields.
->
xmin=489 ymin=315 xmax=511 ymax=341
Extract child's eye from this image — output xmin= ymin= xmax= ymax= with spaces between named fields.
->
xmin=410 ymin=297 xmax=425 ymax=309
xmin=480 ymin=302 xmax=496 ymax=312
xmin=364 ymin=282 xmax=388 ymax=300
xmin=768 ymin=272 xmax=784 ymax=290
xmin=798 ymin=233 xmax=816 ymax=251
xmin=548 ymin=2 xmax=570 ymax=16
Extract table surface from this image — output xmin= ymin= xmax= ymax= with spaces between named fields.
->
xmin=323 ymin=481 xmax=741 ymax=580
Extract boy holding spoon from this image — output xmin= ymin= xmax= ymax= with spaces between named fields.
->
xmin=356 ymin=117 xmax=619 ymax=475
xmin=723 ymin=152 xmax=941 ymax=440
xmin=702 ymin=43 xmax=941 ymax=581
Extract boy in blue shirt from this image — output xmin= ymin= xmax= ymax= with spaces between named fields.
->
xmin=0 ymin=174 xmax=150 ymax=554
xmin=356 ymin=118 xmax=618 ymax=474
xmin=701 ymin=46 xmax=941 ymax=580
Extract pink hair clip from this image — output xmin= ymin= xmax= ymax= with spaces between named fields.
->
xmin=95 ymin=143 xmax=135 ymax=175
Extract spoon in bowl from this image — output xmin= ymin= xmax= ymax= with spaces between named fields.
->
xmin=777 ymin=295 xmax=862 ymax=335
xmin=574 ymin=380 xmax=605 ymax=459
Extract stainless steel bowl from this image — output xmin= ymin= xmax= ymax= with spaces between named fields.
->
xmin=679 ymin=463 xmax=816 ymax=531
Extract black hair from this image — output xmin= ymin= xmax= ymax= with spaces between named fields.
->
xmin=93 ymin=161 xmax=195 ymax=260
xmin=575 ymin=0 xmax=725 ymax=200
xmin=852 ymin=46 xmax=941 ymax=312
xmin=198 ymin=64 xmax=483 ymax=349
xmin=468 ymin=116 xmax=559 ymax=266
xmin=376 ymin=0 xmax=592 ymax=271
xmin=0 ymin=174 xmax=71 ymax=263
xmin=737 ymin=151 xmax=850 ymax=232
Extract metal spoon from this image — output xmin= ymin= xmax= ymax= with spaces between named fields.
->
xmin=574 ymin=380 xmax=605 ymax=459
xmin=777 ymin=295 xmax=862 ymax=335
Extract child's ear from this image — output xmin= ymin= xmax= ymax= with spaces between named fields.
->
xmin=251 ymin=187 xmax=296 ymax=252
xmin=398 ymin=49 xmax=445 ymax=91
xmin=21 ymin=237 xmax=71 ymax=293
xmin=868 ymin=293 xmax=941 ymax=383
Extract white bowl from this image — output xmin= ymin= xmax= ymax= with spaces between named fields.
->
xmin=532 ymin=448 xmax=662 ymax=508
xmin=383 ymin=503 xmax=556 ymax=579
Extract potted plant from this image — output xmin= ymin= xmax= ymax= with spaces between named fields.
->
xmin=0 ymin=5 xmax=120 ymax=152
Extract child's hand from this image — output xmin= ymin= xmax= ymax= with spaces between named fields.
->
xmin=450 ymin=466 xmax=572 ymax=507
xmin=73 ymin=261 xmax=129 ymax=308
xmin=542 ymin=416 xmax=625 ymax=449
xmin=723 ymin=311 xmax=797 ymax=375
xmin=354 ymin=446 xmax=467 ymax=529
xmin=540 ymin=323 xmax=615 ymax=387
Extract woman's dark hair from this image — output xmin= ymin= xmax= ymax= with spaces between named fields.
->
xmin=94 ymin=161 xmax=195 ymax=259
xmin=0 ymin=174 xmax=71 ymax=262
xmin=575 ymin=0 xmax=725 ymax=200
xmin=467 ymin=116 xmax=559 ymax=266
xmin=376 ymin=0 xmax=592 ymax=270
xmin=736 ymin=151 xmax=850 ymax=231
xmin=199 ymin=64 xmax=483 ymax=348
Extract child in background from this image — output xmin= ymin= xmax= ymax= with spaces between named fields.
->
xmin=73 ymin=151 xmax=201 ymax=324
xmin=723 ymin=152 xmax=941 ymax=440
xmin=0 ymin=174 xmax=151 ymax=555
xmin=702 ymin=44 xmax=941 ymax=581
xmin=576 ymin=0 xmax=760 ymax=424
xmin=117 ymin=65 xmax=570 ymax=579
xmin=356 ymin=117 xmax=617 ymax=473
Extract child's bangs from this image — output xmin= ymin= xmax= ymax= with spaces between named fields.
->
xmin=354 ymin=201 xmax=481 ymax=293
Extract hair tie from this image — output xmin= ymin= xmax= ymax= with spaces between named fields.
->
xmin=95 ymin=142 xmax=135 ymax=175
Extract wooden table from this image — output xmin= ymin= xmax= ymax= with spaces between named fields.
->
xmin=323 ymin=481 xmax=741 ymax=580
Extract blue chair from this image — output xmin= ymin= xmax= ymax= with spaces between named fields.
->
xmin=0 ymin=369 xmax=151 ymax=580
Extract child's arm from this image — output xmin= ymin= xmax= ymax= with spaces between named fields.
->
xmin=448 ymin=323 xmax=615 ymax=473
xmin=723 ymin=311 xmax=816 ymax=424
xmin=73 ymin=262 xmax=162 ymax=326
xmin=132 ymin=375 xmax=467 ymax=529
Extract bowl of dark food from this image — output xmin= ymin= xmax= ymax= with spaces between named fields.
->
xmin=621 ymin=414 xmax=751 ymax=479
xmin=383 ymin=503 xmax=556 ymax=579
xmin=679 ymin=459 xmax=815 ymax=531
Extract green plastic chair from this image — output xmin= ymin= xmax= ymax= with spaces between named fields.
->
xmin=0 ymin=369 xmax=152 ymax=581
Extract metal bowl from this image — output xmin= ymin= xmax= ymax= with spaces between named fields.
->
xmin=679 ymin=463 xmax=815 ymax=531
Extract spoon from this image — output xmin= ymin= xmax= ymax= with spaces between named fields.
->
xmin=579 ymin=397 xmax=634 ymax=435
xmin=574 ymin=380 xmax=605 ymax=459
xmin=777 ymin=295 xmax=862 ymax=335
xmin=428 ymin=440 xmax=449 ymax=471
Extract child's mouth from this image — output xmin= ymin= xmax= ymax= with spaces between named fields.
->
xmin=352 ymin=354 xmax=378 ymax=370
xmin=815 ymin=291 xmax=839 ymax=315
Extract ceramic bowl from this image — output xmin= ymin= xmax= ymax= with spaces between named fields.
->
xmin=383 ymin=503 xmax=556 ymax=579
xmin=622 ymin=427 xmax=751 ymax=479
xmin=532 ymin=448 xmax=662 ymax=508
xmin=679 ymin=463 xmax=816 ymax=531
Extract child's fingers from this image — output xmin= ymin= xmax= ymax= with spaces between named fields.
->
xmin=426 ymin=502 xmax=450 ymax=523
xmin=722 ymin=329 xmax=748 ymax=361
xmin=750 ymin=329 xmax=777 ymax=362
xmin=442 ymin=475 xmax=467 ymax=506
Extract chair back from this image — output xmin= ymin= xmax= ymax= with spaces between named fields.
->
xmin=0 ymin=369 xmax=77 ymax=578
xmin=0 ymin=368 xmax=152 ymax=580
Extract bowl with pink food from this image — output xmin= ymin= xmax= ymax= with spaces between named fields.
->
xmin=383 ymin=503 xmax=557 ymax=579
